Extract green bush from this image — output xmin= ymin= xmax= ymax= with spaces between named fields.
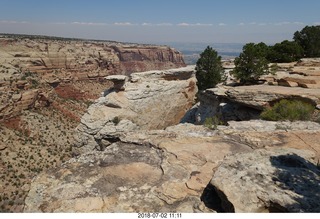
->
xmin=260 ymin=99 xmax=315 ymax=121
xmin=112 ymin=116 xmax=120 ymax=125
xmin=204 ymin=115 xmax=224 ymax=130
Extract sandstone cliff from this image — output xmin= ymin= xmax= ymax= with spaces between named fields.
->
xmin=0 ymin=35 xmax=185 ymax=79
xmin=0 ymin=35 xmax=185 ymax=120
xmin=24 ymin=63 xmax=320 ymax=212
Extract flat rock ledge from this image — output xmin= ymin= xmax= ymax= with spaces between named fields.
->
xmin=211 ymin=148 xmax=320 ymax=212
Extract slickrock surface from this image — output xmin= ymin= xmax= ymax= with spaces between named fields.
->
xmin=24 ymin=120 xmax=320 ymax=212
xmin=211 ymin=148 xmax=320 ymax=212
xmin=24 ymin=124 xmax=252 ymax=213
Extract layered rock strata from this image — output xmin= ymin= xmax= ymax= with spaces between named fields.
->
xmin=0 ymin=35 xmax=185 ymax=120
xmin=0 ymin=36 xmax=185 ymax=79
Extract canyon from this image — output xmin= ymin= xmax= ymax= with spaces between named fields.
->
xmin=1 ymin=35 xmax=320 ymax=213
xmin=0 ymin=35 xmax=185 ymax=212
xmin=24 ymin=59 xmax=320 ymax=213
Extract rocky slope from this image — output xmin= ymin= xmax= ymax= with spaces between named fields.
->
xmin=0 ymin=34 xmax=186 ymax=212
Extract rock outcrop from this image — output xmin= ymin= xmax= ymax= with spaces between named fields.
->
xmin=24 ymin=119 xmax=320 ymax=212
xmin=24 ymin=123 xmax=253 ymax=213
xmin=211 ymin=148 xmax=320 ymax=212
xmin=74 ymin=66 xmax=198 ymax=152
xmin=185 ymin=84 xmax=320 ymax=124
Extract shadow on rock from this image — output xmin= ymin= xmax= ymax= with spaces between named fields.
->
xmin=200 ymin=183 xmax=234 ymax=213
xmin=270 ymin=153 xmax=320 ymax=212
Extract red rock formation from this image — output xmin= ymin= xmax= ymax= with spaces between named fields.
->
xmin=0 ymin=35 xmax=186 ymax=120
xmin=0 ymin=36 xmax=185 ymax=79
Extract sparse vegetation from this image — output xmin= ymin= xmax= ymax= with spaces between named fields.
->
xmin=204 ymin=114 xmax=224 ymax=130
xmin=112 ymin=116 xmax=121 ymax=125
xmin=232 ymin=42 xmax=271 ymax=84
xmin=260 ymin=99 xmax=315 ymax=121
xmin=196 ymin=46 xmax=223 ymax=90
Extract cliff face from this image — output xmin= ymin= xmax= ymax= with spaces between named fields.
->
xmin=0 ymin=35 xmax=185 ymax=120
xmin=0 ymin=36 xmax=185 ymax=79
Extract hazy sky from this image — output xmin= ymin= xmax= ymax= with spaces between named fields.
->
xmin=1 ymin=0 xmax=320 ymax=44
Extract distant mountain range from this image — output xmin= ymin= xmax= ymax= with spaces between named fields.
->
xmin=164 ymin=42 xmax=244 ymax=64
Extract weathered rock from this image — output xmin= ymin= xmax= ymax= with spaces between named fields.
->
xmin=74 ymin=66 xmax=198 ymax=152
xmin=25 ymin=118 xmax=320 ymax=212
xmin=105 ymin=75 xmax=128 ymax=91
xmin=296 ymin=58 xmax=320 ymax=67
xmin=0 ymin=89 xmax=39 ymax=119
xmin=181 ymin=86 xmax=261 ymax=124
xmin=0 ymin=36 xmax=185 ymax=78
xmin=217 ymin=120 xmax=320 ymax=160
xmin=24 ymin=123 xmax=253 ymax=213
xmin=216 ymin=85 xmax=320 ymax=110
xmin=277 ymin=79 xmax=299 ymax=87
xmin=210 ymin=148 xmax=320 ymax=212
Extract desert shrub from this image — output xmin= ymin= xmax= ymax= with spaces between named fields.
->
xmin=112 ymin=116 xmax=120 ymax=125
xmin=260 ymin=99 xmax=314 ymax=121
xmin=204 ymin=115 xmax=224 ymax=130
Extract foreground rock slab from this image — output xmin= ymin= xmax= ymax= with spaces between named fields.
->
xmin=24 ymin=120 xmax=320 ymax=212
xmin=24 ymin=124 xmax=252 ymax=213
xmin=211 ymin=148 xmax=320 ymax=212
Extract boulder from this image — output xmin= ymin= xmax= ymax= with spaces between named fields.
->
xmin=210 ymin=148 xmax=320 ymax=212
xmin=105 ymin=75 xmax=128 ymax=91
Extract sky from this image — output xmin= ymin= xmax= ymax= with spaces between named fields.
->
xmin=0 ymin=0 xmax=320 ymax=44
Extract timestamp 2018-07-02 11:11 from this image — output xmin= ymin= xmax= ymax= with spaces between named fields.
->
xmin=137 ymin=213 xmax=182 ymax=218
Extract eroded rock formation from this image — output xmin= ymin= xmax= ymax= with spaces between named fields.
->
xmin=0 ymin=35 xmax=185 ymax=120
xmin=74 ymin=66 xmax=197 ymax=153
xmin=0 ymin=36 xmax=185 ymax=79
xmin=185 ymin=84 xmax=320 ymax=124
xmin=24 ymin=123 xmax=253 ymax=212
